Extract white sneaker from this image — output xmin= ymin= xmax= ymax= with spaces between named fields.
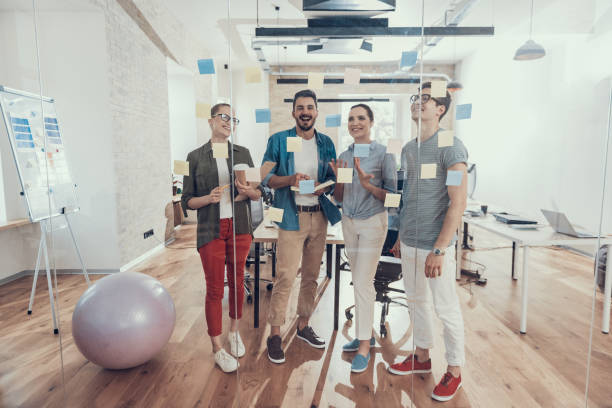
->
xmin=228 ymin=330 xmax=245 ymax=358
xmin=214 ymin=348 xmax=238 ymax=373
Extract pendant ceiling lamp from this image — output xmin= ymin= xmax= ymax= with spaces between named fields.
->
xmin=514 ymin=0 xmax=546 ymax=60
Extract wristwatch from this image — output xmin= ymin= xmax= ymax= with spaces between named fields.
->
xmin=432 ymin=248 xmax=445 ymax=256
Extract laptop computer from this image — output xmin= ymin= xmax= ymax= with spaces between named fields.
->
xmin=493 ymin=213 xmax=538 ymax=225
xmin=541 ymin=209 xmax=598 ymax=238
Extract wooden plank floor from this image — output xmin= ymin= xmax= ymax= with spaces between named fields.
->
xmin=0 ymin=224 xmax=610 ymax=407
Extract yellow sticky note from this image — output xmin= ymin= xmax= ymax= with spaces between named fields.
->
xmin=430 ymin=80 xmax=447 ymax=98
xmin=196 ymin=103 xmax=211 ymax=119
xmin=245 ymin=167 xmax=261 ymax=182
xmin=438 ymin=130 xmax=454 ymax=147
xmin=267 ymin=207 xmax=284 ymax=223
xmin=421 ymin=163 xmax=437 ymax=179
xmin=173 ymin=160 xmax=189 ymax=176
xmin=384 ymin=193 xmax=401 ymax=208
xmin=287 ymin=137 xmax=302 ymax=152
xmin=308 ymin=72 xmax=324 ymax=89
xmin=387 ymin=138 xmax=402 ymax=155
xmin=337 ymin=168 xmax=353 ymax=183
xmin=261 ymin=161 xmax=277 ymax=180
xmin=212 ymin=143 xmax=228 ymax=159
xmin=245 ymin=66 xmax=262 ymax=84
xmin=344 ymin=68 xmax=361 ymax=86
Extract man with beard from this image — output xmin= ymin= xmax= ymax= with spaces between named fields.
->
xmin=261 ymin=89 xmax=341 ymax=364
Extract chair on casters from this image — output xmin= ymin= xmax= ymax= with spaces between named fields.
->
xmin=243 ymin=196 xmax=274 ymax=304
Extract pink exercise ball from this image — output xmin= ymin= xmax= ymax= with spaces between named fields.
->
xmin=72 ymin=271 xmax=176 ymax=370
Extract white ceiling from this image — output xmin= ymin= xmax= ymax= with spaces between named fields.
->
xmin=168 ymin=0 xmax=609 ymax=69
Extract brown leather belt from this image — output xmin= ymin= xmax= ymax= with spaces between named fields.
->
xmin=296 ymin=204 xmax=321 ymax=213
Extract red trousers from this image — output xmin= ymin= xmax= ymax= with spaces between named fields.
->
xmin=198 ymin=218 xmax=252 ymax=337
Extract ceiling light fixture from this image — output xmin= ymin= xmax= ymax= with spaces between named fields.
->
xmin=514 ymin=0 xmax=546 ymax=61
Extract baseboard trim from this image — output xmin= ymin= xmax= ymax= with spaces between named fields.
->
xmin=119 ymin=240 xmax=171 ymax=273
xmin=0 ymin=269 xmax=118 ymax=286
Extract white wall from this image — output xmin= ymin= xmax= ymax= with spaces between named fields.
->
xmin=231 ymin=68 xmax=270 ymax=165
xmin=167 ymin=59 xmax=198 ymax=163
xmin=455 ymin=31 xmax=612 ymax=235
xmin=0 ymin=10 xmax=121 ymax=280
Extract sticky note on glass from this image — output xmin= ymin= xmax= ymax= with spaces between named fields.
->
xmin=387 ymin=139 xmax=402 ymax=155
xmin=354 ymin=144 xmax=370 ymax=158
xmin=308 ymin=72 xmax=324 ymax=89
xmin=245 ymin=66 xmax=261 ymax=83
xmin=400 ymin=51 xmax=418 ymax=68
xmin=384 ymin=193 xmax=401 ymax=208
xmin=299 ymin=179 xmax=315 ymax=194
xmin=255 ymin=109 xmax=271 ymax=123
xmin=344 ymin=68 xmax=361 ymax=85
xmin=421 ymin=163 xmax=437 ymax=179
xmin=438 ymin=130 xmax=454 ymax=147
xmin=267 ymin=207 xmax=284 ymax=223
xmin=325 ymin=114 xmax=341 ymax=128
xmin=173 ymin=160 xmax=189 ymax=176
xmin=246 ymin=167 xmax=261 ymax=183
xmin=196 ymin=103 xmax=211 ymax=119
xmin=287 ymin=137 xmax=302 ymax=152
xmin=337 ymin=168 xmax=353 ymax=183
xmin=446 ymin=170 xmax=463 ymax=186
xmin=430 ymin=81 xmax=447 ymax=97
xmin=212 ymin=143 xmax=228 ymax=158
xmin=197 ymin=59 xmax=215 ymax=74
xmin=456 ymin=104 xmax=472 ymax=120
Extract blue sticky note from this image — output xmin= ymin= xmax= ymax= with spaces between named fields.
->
xmin=354 ymin=144 xmax=370 ymax=158
xmin=400 ymin=51 xmax=418 ymax=68
xmin=299 ymin=179 xmax=315 ymax=194
xmin=255 ymin=109 xmax=271 ymax=123
xmin=456 ymin=103 xmax=472 ymax=120
xmin=325 ymin=114 xmax=341 ymax=128
xmin=197 ymin=58 xmax=215 ymax=74
xmin=446 ymin=170 xmax=463 ymax=186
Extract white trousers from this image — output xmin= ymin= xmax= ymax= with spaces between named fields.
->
xmin=342 ymin=211 xmax=388 ymax=340
xmin=400 ymin=243 xmax=465 ymax=366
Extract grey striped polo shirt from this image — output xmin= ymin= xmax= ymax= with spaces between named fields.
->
xmin=399 ymin=130 xmax=468 ymax=250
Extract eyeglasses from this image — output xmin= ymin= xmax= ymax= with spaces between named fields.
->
xmin=213 ymin=113 xmax=240 ymax=125
xmin=410 ymin=94 xmax=441 ymax=105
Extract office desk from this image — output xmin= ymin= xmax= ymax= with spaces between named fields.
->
xmin=457 ymin=213 xmax=612 ymax=334
xmin=252 ymin=222 xmax=345 ymax=330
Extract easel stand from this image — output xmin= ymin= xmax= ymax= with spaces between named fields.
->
xmin=27 ymin=211 xmax=90 ymax=334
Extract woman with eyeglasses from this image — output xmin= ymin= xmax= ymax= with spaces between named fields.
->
xmin=329 ymin=103 xmax=397 ymax=373
xmin=181 ymin=103 xmax=262 ymax=373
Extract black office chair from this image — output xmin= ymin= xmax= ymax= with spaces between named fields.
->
xmin=344 ymin=230 xmax=409 ymax=337
xmin=244 ymin=197 xmax=274 ymax=303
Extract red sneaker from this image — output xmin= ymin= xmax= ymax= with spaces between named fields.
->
xmin=431 ymin=372 xmax=462 ymax=402
xmin=387 ymin=354 xmax=432 ymax=375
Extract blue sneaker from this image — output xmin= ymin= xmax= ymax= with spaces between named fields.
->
xmin=342 ymin=337 xmax=375 ymax=352
xmin=351 ymin=353 xmax=370 ymax=373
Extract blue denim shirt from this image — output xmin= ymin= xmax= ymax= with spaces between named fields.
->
xmin=261 ymin=127 xmax=340 ymax=230
xmin=338 ymin=141 xmax=397 ymax=220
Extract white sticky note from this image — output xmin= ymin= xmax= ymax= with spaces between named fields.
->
xmin=421 ymin=163 xmax=437 ymax=179
xmin=173 ymin=160 xmax=189 ymax=176
xmin=267 ymin=207 xmax=284 ymax=223
xmin=344 ymin=68 xmax=361 ymax=85
xmin=287 ymin=137 xmax=302 ymax=152
xmin=337 ymin=168 xmax=353 ymax=183
xmin=430 ymin=80 xmax=447 ymax=98
xmin=308 ymin=72 xmax=324 ymax=89
xmin=387 ymin=139 xmax=402 ymax=155
xmin=384 ymin=193 xmax=401 ymax=208
xmin=245 ymin=66 xmax=262 ymax=83
xmin=245 ymin=167 xmax=261 ymax=182
xmin=212 ymin=143 xmax=228 ymax=159
xmin=438 ymin=130 xmax=454 ymax=147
